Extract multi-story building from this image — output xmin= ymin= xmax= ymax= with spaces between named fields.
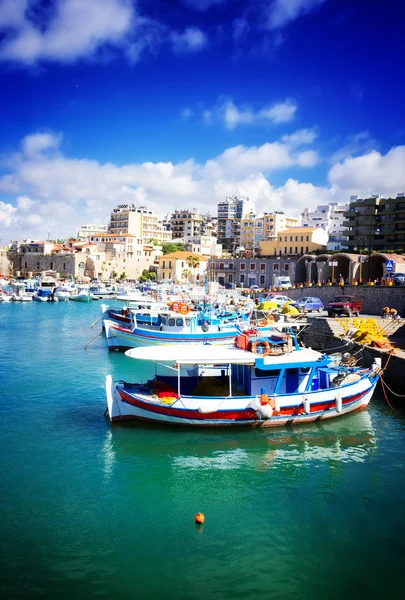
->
xmin=158 ymin=251 xmax=208 ymax=283
xmin=240 ymin=211 xmax=299 ymax=252
xmin=259 ymin=227 xmax=328 ymax=256
xmin=343 ymin=193 xmax=405 ymax=252
xmin=217 ymin=196 xmax=255 ymax=252
xmin=240 ymin=214 xmax=264 ymax=252
xmin=301 ymin=203 xmax=349 ymax=250
xmin=263 ymin=212 xmax=299 ymax=241
xmin=108 ymin=204 xmax=172 ymax=244
xmin=77 ymin=224 xmax=108 ymax=239
xmin=169 ymin=209 xmax=204 ymax=241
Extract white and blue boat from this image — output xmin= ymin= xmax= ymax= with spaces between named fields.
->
xmin=102 ymin=308 xmax=274 ymax=350
xmin=105 ymin=332 xmax=381 ymax=427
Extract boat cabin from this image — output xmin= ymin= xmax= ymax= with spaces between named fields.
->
xmin=126 ymin=345 xmax=343 ymax=400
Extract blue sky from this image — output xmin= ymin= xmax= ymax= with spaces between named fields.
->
xmin=0 ymin=0 xmax=404 ymax=241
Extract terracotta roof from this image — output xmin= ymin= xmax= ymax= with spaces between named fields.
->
xmin=159 ymin=251 xmax=208 ymax=260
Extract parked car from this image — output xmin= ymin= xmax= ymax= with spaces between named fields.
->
xmin=327 ymin=296 xmax=362 ymax=317
xmin=261 ymin=293 xmax=293 ymax=308
xmin=294 ymin=296 xmax=324 ymax=313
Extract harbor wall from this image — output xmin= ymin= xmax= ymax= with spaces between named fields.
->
xmin=283 ymin=285 xmax=405 ymax=316
xmin=301 ymin=316 xmax=405 ymax=396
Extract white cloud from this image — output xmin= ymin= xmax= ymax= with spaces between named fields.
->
xmin=0 ymin=201 xmax=17 ymax=227
xmin=4 ymin=129 xmax=404 ymax=242
xmin=22 ymin=132 xmax=62 ymax=157
xmin=267 ymin=0 xmax=329 ymax=30
xmin=331 ymin=131 xmax=377 ymax=163
xmin=171 ymin=27 xmax=207 ymax=53
xmin=218 ymin=98 xmax=298 ymax=129
xmin=281 ymin=128 xmax=317 ymax=146
xmin=261 ymin=99 xmax=297 ymax=124
xmin=0 ymin=0 xmax=134 ymax=64
xmin=328 ymin=147 xmax=405 ymax=198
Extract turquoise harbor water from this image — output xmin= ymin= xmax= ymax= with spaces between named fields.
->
xmin=1 ymin=301 xmax=405 ymax=599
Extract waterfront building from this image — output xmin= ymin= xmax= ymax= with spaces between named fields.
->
xmin=343 ymin=193 xmax=405 ymax=253
xmin=208 ymin=256 xmax=297 ymax=288
xmin=108 ymin=204 xmax=172 ymax=245
xmin=77 ymin=224 xmax=108 ymax=239
xmin=259 ymin=227 xmax=328 ymax=257
xmin=301 ymin=203 xmax=349 ymax=250
xmin=158 ymin=251 xmax=208 ymax=283
xmin=217 ymin=196 xmax=255 ymax=252
xmin=263 ymin=212 xmax=299 ymax=241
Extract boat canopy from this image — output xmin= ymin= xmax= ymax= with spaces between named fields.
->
xmin=125 ymin=344 xmax=324 ymax=367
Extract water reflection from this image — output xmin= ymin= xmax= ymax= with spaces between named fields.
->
xmin=103 ymin=409 xmax=376 ymax=474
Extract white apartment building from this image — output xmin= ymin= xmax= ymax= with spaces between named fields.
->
xmin=170 ymin=209 xmax=204 ymax=242
xmin=108 ymin=204 xmax=172 ymax=244
xmin=217 ymin=196 xmax=255 ymax=252
xmin=301 ymin=203 xmax=349 ymax=250
xmin=77 ymin=224 xmax=108 ymax=239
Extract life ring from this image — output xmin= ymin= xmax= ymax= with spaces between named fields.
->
xmin=172 ymin=302 xmax=180 ymax=312
xmin=258 ymin=319 xmax=268 ymax=328
xmin=251 ymin=339 xmax=270 ymax=356
xmin=179 ymin=303 xmax=190 ymax=315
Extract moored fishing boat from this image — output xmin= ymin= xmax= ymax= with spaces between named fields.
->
xmin=105 ymin=331 xmax=381 ymax=426
xmin=103 ymin=307 xmax=275 ymax=350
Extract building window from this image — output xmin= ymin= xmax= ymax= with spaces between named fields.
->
xmin=240 ymin=263 xmax=246 ymax=270
xmin=163 ymin=261 xmax=165 ymax=268
xmin=289 ymin=247 xmax=292 ymax=254
xmin=295 ymin=247 xmax=298 ymax=254
xmin=50 ymin=262 xmax=53 ymax=269
xmin=306 ymin=236 xmax=309 ymax=241
xmin=273 ymin=263 xmax=279 ymax=271
xmin=295 ymin=236 xmax=298 ymax=241
xmin=284 ymin=264 xmax=289 ymax=271
xmin=250 ymin=263 xmax=256 ymax=270
xmin=240 ymin=274 xmax=245 ymax=284
xmin=260 ymin=263 xmax=266 ymax=271
xmin=305 ymin=246 xmax=309 ymax=253
xmin=228 ymin=263 xmax=233 ymax=269
xmin=219 ymin=262 xmax=224 ymax=269
xmin=24 ymin=262 xmax=27 ymax=269
xmin=260 ymin=275 xmax=265 ymax=285
xmin=301 ymin=236 xmax=303 ymax=241
xmin=37 ymin=262 xmax=40 ymax=269
xmin=284 ymin=247 xmax=287 ymax=254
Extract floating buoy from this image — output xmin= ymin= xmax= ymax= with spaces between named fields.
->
xmin=194 ymin=512 xmax=205 ymax=524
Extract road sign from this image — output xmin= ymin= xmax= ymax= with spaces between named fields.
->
xmin=386 ymin=259 xmax=394 ymax=272
xmin=328 ymin=261 xmax=338 ymax=267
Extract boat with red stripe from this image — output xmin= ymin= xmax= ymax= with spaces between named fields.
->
xmin=105 ymin=332 xmax=381 ymax=427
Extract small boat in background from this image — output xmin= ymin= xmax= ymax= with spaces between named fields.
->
xmin=70 ymin=286 xmax=91 ymax=302
xmin=33 ymin=288 xmax=57 ymax=302
xmin=53 ymin=286 xmax=71 ymax=302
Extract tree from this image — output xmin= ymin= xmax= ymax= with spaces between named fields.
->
xmin=162 ymin=242 xmax=185 ymax=255
xmin=187 ymin=255 xmax=200 ymax=283
xmin=182 ymin=268 xmax=191 ymax=282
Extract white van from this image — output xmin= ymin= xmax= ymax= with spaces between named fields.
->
xmin=274 ymin=276 xmax=291 ymax=289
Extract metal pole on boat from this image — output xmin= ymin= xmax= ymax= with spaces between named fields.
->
xmin=228 ymin=363 xmax=232 ymax=397
xmin=178 ymin=363 xmax=181 ymax=397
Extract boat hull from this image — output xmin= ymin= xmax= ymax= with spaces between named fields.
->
xmin=105 ymin=374 xmax=378 ymax=427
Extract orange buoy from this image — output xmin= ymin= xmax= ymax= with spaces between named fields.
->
xmin=194 ymin=512 xmax=205 ymax=524
xmin=172 ymin=302 xmax=180 ymax=312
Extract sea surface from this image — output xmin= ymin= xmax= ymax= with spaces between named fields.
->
xmin=1 ymin=300 xmax=405 ymax=599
